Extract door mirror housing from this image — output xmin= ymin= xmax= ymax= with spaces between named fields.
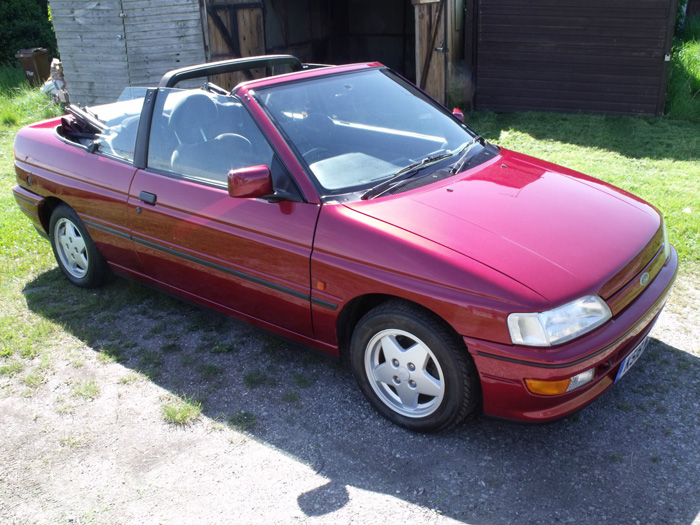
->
xmin=228 ymin=165 xmax=273 ymax=199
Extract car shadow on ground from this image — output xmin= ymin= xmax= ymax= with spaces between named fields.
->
xmin=23 ymin=270 xmax=700 ymax=524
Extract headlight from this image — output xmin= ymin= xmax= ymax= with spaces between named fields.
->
xmin=508 ymin=295 xmax=612 ymax=347
xmin=662 ymin=219 xmax=671 ymax=261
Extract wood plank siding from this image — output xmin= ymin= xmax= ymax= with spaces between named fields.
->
xmin=50 ymin=0 xmax=206 ymax=105
xmin=50 ymin=0 xmax=129 ymax=104
xmin=472 ymin=0 xmax=678 ymax=114
xmin=121 ymin=0 xmax=207 ymax=88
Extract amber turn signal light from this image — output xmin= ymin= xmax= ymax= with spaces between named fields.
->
xmin=525 ymin=378 xmax=571 ymax=396
xmin=525 ymin=368 xmax=595 ymax=396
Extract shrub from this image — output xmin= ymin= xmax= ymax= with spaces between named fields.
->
xmin=0 ymin=0 xmax=58 ymax=64
xmin=667 ymin=14 xmax=700 ymax=121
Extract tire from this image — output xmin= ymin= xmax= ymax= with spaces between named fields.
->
xmin=350 ymin=301 xmax=480 ymax=432
xmin=49 ymin=204 xmax=110 ymax=288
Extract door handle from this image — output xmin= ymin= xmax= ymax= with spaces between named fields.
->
xmin=139 ymin=191 xmax=157 ymax=205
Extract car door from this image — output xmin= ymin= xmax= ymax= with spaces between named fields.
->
xmin=127 ymin=89 xmax=319 ymax=336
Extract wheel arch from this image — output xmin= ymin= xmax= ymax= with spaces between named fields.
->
xmin=38 ymin=196 xmax=65 ymax=235
xmin=336 ymin=293 xmax=470 ymax=365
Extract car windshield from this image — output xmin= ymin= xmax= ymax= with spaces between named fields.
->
xmin=254 ymin=68 xmax=477 ymax=195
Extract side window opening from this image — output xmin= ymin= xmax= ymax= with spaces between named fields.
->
xmin=147 ymin=89 xmax=297 ymax=197
xmin=57 ymin=97 xmax=145 ymax=163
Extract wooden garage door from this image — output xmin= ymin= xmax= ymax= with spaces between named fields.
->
xmin=471 ymin=0 xmax=678 ymax=114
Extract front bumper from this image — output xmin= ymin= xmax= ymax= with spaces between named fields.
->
xmin=467 ymin=247 xmax=678 ymax=422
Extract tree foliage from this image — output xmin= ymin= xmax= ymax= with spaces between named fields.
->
xmin=0 ymin=0 xmax=58 ymax=64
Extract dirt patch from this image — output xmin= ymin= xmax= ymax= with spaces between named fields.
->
xmin=1 ymin=270 xmax=699 ymax=524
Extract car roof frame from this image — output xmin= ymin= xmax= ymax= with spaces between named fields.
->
xmin=158 ymin=55 xmax=326 ymax=88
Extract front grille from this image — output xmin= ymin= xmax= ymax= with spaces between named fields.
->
xmin=607 ymin=245 xmax=666 ymax=316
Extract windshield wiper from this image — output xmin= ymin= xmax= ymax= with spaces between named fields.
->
xmin=450 ymin=135 xmax=484 ymax=175
xmin=361 ymin=153 xmax=453 ymax=200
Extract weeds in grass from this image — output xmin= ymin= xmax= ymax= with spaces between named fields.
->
xmin=282 ymin=390 xmax=301 ymax=403
xmin=97 ymin=352 xmax=117 ymax=364
xmin=197 ymin=363 xmax=224 ymax=380
xmin=55 ymin=397 xmax=75 ymax=415
xmin=118 ymin=374 xmax=139 ymax=385
xmin=292 ymin=372 xmax=316 ymax=389
xmin=98 ymin=344 xmax=125 ymax=364
xmin=60 ymin=433 xmax=90 ymax=449
xmin=226 ymin=411 xmax=257 ymax=430
xmin=211 ymin=342 xmax=237 ymax=354
xmin=0 ymin=86 xmax=62 ymax=129
xmin=261 ymin=335 xmax=287 ymax=354
xmin=161 ymin=394 xmax=201 ymax=425
xmin=70 ymin=380 xmax=100 ymax=400
xmin=161 ymin=342 xmax=182 ymax=353
xmin=0 ymin=360 xmax=25 ymax=376
xmin=138 ymin=351 xmax=163 ymax=377
xmin=179 ymin=353 xmax=197 ymax=367
xmin=187 ymin=312 xmax=216 ymax=332
xmin=243 ymin=370 xmax=277 ymax=388
xmin=148 ymin=322 xmax=168 ymax=337
xmin=21 ymin=372 xmax=45 ymax=389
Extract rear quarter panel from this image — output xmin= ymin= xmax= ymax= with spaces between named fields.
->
xmin=14 ymin=119 xmax=139 ymax=269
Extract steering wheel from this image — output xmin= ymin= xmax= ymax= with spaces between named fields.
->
xmin=303 ymin=147 xmax=332 ymax=165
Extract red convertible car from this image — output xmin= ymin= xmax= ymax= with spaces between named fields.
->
xmin=13 ymin=56 xmax=678 ymax=431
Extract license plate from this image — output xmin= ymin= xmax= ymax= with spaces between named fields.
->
xmin=615 ymin=337 xmax=649 ymax=383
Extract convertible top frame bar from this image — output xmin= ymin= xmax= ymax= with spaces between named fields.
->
xmin=158 ymin=55 xmax=328 ymax=88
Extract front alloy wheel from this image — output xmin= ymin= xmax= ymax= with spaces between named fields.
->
xmin=351 ymin=301 xmax=480 ymax=432
xmin=364 ymin=329 xmax=445 ymax=418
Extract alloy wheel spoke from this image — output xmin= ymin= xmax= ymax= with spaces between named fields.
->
xmin=71 ymin=228 xmax=86 ymax=254
xmin=372 ymin=361 xmax=396 ymax=385
xmin=379 ymin=334 xmax=405 ymax=363
xmin=395 ymin=381 xmax=419 ymax=409
xmin=402 ymin=341 xmax=431 ymax=370
xmin=412 ymin=369 xmax=442 ymax=398
xmin=75 ymin=251 xmax=89 ymax=271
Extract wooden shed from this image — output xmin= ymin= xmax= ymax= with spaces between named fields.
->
xmin=48 ymin=0 xmax=458 ymax=106
xmin=466 ymin=0 xmax=679 ymax=114
xmin=50 ymin=0 xmax=677 ymax=115
xmin=49 ymin=0 xmax=208 ymax=104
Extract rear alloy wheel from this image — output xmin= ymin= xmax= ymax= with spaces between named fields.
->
xmin=350 ymin=301 xmax=480 ymax=432
xmin=49 ymin=204 xmax=110 ymax=288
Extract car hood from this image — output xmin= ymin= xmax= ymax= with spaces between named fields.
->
xmin=344 ymin=148 xmax=662 ymax=306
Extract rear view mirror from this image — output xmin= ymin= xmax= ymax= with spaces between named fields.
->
xmin=228 ymin=165 xmax=273 ymax=199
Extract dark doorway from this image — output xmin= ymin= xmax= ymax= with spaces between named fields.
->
xmin=264 ymin=0 xmax=416 ymax=82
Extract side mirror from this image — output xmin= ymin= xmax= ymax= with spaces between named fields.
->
xmin=228 ymin=165 xmax=273 ymax=199
xmin=452 ymin=108 xmax=464 ymax=122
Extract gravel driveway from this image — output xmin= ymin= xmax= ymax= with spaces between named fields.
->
xmin=1 ymin=271 xmax=699 ymax=524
